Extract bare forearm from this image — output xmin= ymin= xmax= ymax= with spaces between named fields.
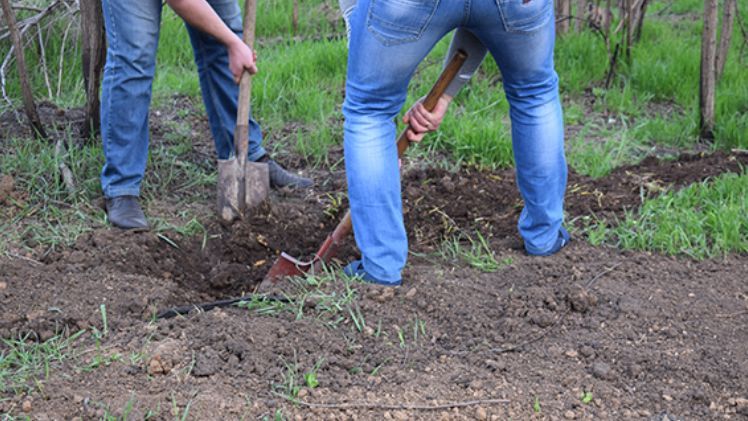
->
xmin=166 ymin=0 xmax=241 ymax=48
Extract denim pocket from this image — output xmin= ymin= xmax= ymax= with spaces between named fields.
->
xmin=366 ymin=0 xmax=440 ymax=46
xmin=496 ymin=0 xmax=553 ymax=33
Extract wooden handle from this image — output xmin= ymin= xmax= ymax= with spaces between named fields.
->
xmin=235 ymin=0 xmax=257 ymax=163
xmin=334 ymin=50 xmax=469 ymax=243
xmin=396 ymin=49 xmax=468 ymax=156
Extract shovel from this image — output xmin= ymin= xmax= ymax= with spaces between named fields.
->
xmin=260 ymin=49 xmax=469 ymax=288
xmin=217 ymin=0 xmax=270 ymax=222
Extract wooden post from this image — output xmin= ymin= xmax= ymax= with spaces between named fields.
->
xmin=715 ymin=0 xmax=736 ymax=82
xmin=80 ymin=0 xmax=107 ymax=139
xmin=700 ymin=0 xmax=719 ymax=140
xmin=0 ymin=0 xmax=47 ymax=139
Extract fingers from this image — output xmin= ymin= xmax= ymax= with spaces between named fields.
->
xmin=405 ymin=128 xmax=426 ymax=142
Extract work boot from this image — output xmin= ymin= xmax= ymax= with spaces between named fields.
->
xmin=258 ymin=155 xmax=313 ymax=189
xmin=105 ymin=196 xmax=149 ymax=230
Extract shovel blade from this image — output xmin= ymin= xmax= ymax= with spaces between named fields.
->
xmin=245 ymin=161 xmax=270 ymax=209
xmin=217 ymin=158 xmax=242 ymax=222
xmin=258 ymin=252 xmax=316 ymax=292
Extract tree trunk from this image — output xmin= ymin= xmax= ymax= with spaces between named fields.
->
xmin=625 ymin=0 xmax=634 ymax=59
xmin=0 ymin=0 xmax=47 ymax=139
xmin=633 ymin=0 xmax=649 ymax=42
xmin=700 ymin=0 xmax=719 ymax=140
xmin=80 ymin=0 xmax=107 ymax=139
xmin=575 ymin=0 xmax=586 ymax=32
xmin=715 ymin=0 xmax=736 ymax=82
xmin=557 ymin=0 xmax=571 ymax=34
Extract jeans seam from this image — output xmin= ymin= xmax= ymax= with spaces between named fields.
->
xmin=462 ymin=0 xmax=471 ymax=26
xmin=101 ymin=0 xmax=118 ymax=198
xmin=366 ymin=0 xmax=441 ymax=46
xmin=495 ymin=0 xmax=553 ymax=33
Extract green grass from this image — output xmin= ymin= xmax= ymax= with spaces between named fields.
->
xmin=2 ymin=0 xmax=747 ymax=257
xmin=590 ymin=172 xmax=748 ymax=259
xmin=0 ymin=330 xmax=85 ymax=396
xmin=438 ymin=230 xmax=512 ymax=272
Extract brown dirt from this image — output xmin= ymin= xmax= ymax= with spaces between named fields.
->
xmin=1 ymin=148 xmax=747 ymax=419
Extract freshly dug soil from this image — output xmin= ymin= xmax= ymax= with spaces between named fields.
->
xmin=1 ymin=148 xmax=747 ymax=419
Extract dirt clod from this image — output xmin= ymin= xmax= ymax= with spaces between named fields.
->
xmin=567 ymin=287 xmax=598 ymax=313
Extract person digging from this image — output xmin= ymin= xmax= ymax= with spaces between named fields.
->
xmin=100 ymin=0 xmax=312 ymax=230
xmin=340 ymin=0 xmax=571 ymax=286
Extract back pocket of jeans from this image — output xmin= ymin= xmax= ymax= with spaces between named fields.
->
xmin=496 ymin=0 xmax=552 ymax=33
xmin=367 ymin=0 xmax=440 ymax=46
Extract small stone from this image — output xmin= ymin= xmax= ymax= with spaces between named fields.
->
xmin=475 ymin=407 xmax=487 ymax=420
xmin=0 ymin=281 xmax=7 ymax=290
xmin=662 ymin=394 xmax=673 ymax=401
xmin=591 ymin=362 xmax=613 ymax=380
xmin=565 ymin=350 xmax=579 ymax=358
xmin=485 ymin=359 xmax=506 ymax=372
xmin=580 ymin=345 xmax=595 ymax=358
xmin=22 ymin=400 xmax=32 ymax=412
xmin=393 ymin=410 xmax=409 ymax=421
xmin=564 ymin=410 xmax=576 ymax=419
xmin=405 ymin=288 xmax=417 ymax=299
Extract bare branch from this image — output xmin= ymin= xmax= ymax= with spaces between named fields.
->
xmin=56 ymin=17 xmax=74 ymax=99
xmin=715 ymin=0 xmax=737 ymax=82
xmin=36 ymin=22 xmax=53 ymax=99
xmin=1 ymin=0 xmax=48 ymax=139
xmin=54 ymin=138 xmax=76 ymax=193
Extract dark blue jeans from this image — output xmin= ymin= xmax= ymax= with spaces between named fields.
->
xmin=100 ymin=0 xmax=266 ymax=198
xmin=344 ymin=0 xmax=567 ymax=282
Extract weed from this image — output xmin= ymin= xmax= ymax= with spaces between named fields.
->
xmin=303 ymin=358 xmax=324 ymax=389
xmin=533 ymin=396 xmax=541 ymax=413
xmin=275 ymin=356 xmax=301 ymax=399
xmin=581 ymin=391 xmax=594 ymax=404
xmin=0 ymin=330 xmax=85 ymax=395
xmin=438 ymin=230 xmax=509 ymax=272
xmin=170 ymin=392 xmax=195 ymax=421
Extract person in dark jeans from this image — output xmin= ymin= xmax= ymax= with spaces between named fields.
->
xmin=100 ymin=0 xmax=312 ymax=229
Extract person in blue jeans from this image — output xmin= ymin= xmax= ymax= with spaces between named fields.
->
xmin=343 ymin=0 xmax=570 ymax=286
xmin=101 ymin=0 xmax=312 ymax=230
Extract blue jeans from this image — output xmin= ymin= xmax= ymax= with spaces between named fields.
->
xmin=344 ymin=0 xmax=566 ymax=281
xmin=100 ymin=0 xmax=266 ymax=198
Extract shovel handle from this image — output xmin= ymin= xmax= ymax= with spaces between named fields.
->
xmin=235 ymin=0 xmax=257 ymax=163
xmin=397 ymin=49 xmax=468 ymax=156
xmin=331 ymin=50 xmax=469 ymax=245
